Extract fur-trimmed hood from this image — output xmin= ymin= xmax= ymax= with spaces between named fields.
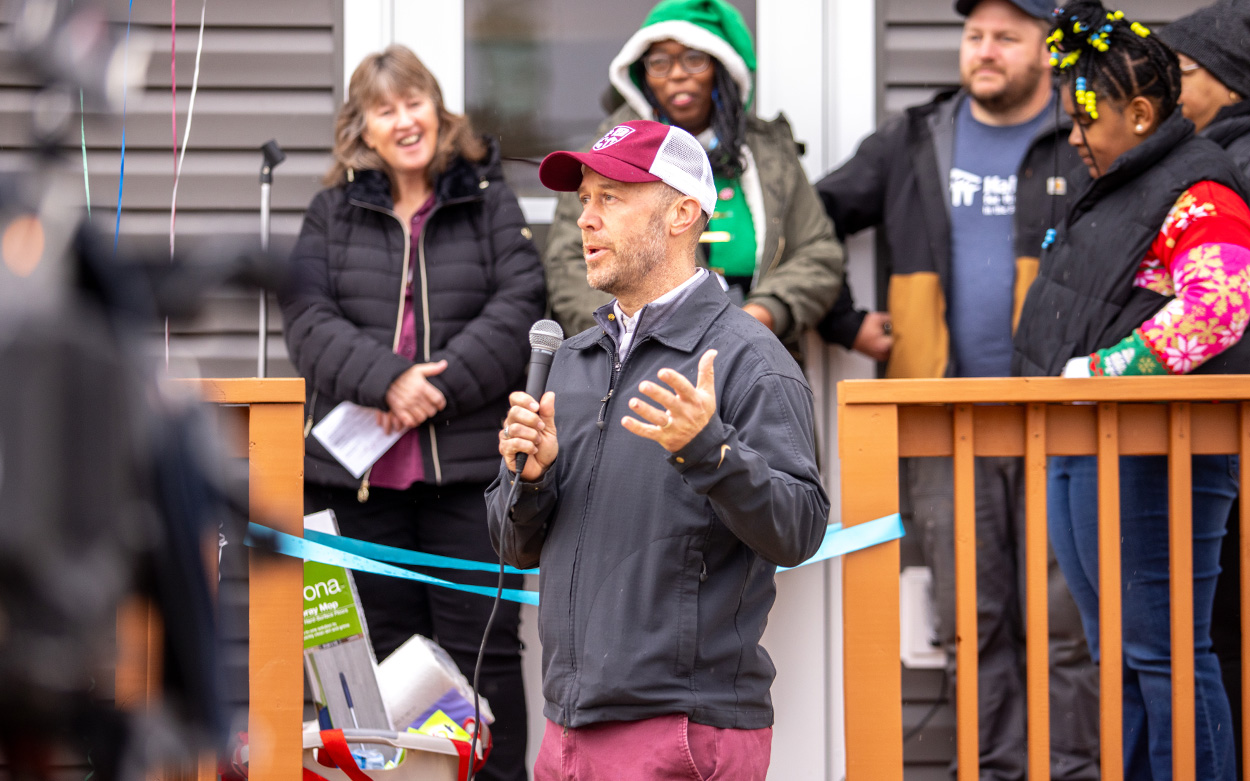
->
xmin=609 ymin=0 xmax=755 ymax=120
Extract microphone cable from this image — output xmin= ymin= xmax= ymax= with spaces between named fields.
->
xmin=467 ymin=319 xmax=562 ymax=780
xmin=466 ymin=465 xmax=524 ymax=781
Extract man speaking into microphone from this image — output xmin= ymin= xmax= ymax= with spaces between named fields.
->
xmin=485 ymin=120 xmax=830 ymax=780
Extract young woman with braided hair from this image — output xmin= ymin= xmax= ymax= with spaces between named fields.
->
xmin=1013 ymin=2 xmax=1250 ymax=777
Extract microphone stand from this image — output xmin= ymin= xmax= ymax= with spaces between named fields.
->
xmin=257 ymin=139 xmax=286 ymax=377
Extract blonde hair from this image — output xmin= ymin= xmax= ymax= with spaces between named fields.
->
xmin=324 ymin=45 xmax=485 ymax=187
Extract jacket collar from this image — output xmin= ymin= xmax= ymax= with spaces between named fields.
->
xmin=920 ymin=88 xmax=1070 ymax=224
xmin=344 ymin=136 xmax=503 ymax=211
xmin=566 ymin=273 xmax=730 ymax=354
xmin=1070 ymin=110 xmax=1196 ymax=220
xmin=921 ymin=89 xmax=1071 ymax=153
xmin=1204 ymin=101 xmax=1250 ymax=151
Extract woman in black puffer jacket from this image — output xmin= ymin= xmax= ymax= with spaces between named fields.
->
xmin=278 ymin=44 xmax=544 ymax=781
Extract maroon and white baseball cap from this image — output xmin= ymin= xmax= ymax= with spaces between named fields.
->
xmin=538 ymin=120 xmax=717 ymax=217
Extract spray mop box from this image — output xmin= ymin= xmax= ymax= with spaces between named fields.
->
xmin=303 ymin=561 xmax=363 ymax=647
xmin=302 ymin=510 xmax=393 ymax=745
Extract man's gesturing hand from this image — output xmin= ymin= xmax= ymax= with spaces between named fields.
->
xmin=622 ymin=349 xmax=717 ymax=452
xmin=499 ymin=390 xmax=558 ymax=482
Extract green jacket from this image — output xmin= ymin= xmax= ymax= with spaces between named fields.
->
xmin=543 ymin=103 xmax=844 ymax=357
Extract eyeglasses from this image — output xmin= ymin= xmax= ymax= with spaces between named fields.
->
xmin=642 ymin=49 xmax=712 ymax=78
xmin=1179 ymin=62 xmax=1202 ymax=75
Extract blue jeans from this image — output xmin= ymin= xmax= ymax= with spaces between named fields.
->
xmin=1049 ymin=455 xmax=1239 ymax=781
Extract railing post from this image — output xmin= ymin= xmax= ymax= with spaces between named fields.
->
xmin=839 ymin=400 xmax=902 ymax=781
xmin=1098 ymin=402 xmax=1124 ymax=781
xmin=1169 ymin=402 xmax=1196 ymax=781
xmin=952 ymin=405 xmax=978 ymax=781
xmin=1025 ymin=404 xmax=1050 ymax=781
xmin=1240 ymin=402 xmax=1250 ymax=777
xmin=247 ymin=400 xmax=304 ymax=781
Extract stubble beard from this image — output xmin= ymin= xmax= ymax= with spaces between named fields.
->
xmin=586 ymin=210 xmax=668 ymax=299
xmin=968 ymin=59 xmax=1046 ymax=116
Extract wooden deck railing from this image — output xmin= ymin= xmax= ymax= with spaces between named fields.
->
xmin=839 ymin=376 xmax=1250 ymax=781
xmin=116 ymin=378 xmax=304 ymax=781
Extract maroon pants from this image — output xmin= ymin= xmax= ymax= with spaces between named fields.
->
xmin=533 ymin=714 xmax=771 ymax=780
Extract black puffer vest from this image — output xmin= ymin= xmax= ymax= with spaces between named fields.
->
xmin=1012 ymin=111 xmax=1250 ymax=377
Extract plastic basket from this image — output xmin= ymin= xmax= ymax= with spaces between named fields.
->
xmin=234 ymin=726 xmax=488 ymax=781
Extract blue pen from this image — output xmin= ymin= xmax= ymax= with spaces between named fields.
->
xmin=339 ymin=672 xmax=365 ymax=759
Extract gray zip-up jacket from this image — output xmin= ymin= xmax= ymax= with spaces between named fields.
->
xmin=485 ymin=273 xmax=829 ymax=729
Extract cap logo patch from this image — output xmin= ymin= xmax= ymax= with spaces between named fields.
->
xmin=592 ymin=125 xmax=635 ymax=151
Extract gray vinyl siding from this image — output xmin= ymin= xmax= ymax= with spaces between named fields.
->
xmin=878 ymin=0 xmax=1207 ymax=776
xmin=0 ymin=0 xmax=340 ymax=379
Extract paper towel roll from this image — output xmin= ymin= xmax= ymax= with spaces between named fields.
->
xmin=377 ymin=634 xmax=494 ymax=730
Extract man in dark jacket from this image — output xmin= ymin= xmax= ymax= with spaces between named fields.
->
xmin=486 ymin=120 xmax=828 ymax=780
xmin=815 ymin=0 xmax=1098 ymax=778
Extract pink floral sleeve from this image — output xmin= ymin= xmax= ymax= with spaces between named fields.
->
xmin=1091 ymin=183 xmax=1250 ymax=376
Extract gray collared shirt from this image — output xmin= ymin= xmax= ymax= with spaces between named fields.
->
xmin=595 ymin=268 xmax=707 ymax=362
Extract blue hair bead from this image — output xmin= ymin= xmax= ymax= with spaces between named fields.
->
xmin=1042 ymin=228 xmax=1057 ymax=250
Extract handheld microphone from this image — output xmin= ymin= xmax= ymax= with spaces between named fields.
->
xmin=516 ymin=319 xmax=564 ymax=474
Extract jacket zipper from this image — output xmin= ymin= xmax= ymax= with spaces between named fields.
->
xmin=346 ymin=197 xmax=413 ymax=501
xmin=567 ymin=336 xmax=644 ymax=718
xmin=346 ymin=190 xmax=483 ymax=494
xmin=416 ymin=219 xmax=444 ymax=485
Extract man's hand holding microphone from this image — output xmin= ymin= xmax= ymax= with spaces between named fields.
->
xmin=499 ymin=317 xmax=719 ymax=480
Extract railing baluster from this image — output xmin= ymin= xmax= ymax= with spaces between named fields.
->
xmin=1241 ymin=401 xmax=1250 ymax=777
xmin=838 ymin=401 xmax=903 ymax=781
xmin=247 ymin=401 xmax=305 ymax=781
xmin=1169 ymin=402 xmax=1196 ymax=781
xmin=953 ymin=404 xmax=979 ymax=781
xmin=1026 ymin=404 xmax=1050 ymax=781
xmin=837 ymin=377 xmax=1250 ymax=779
xmin=1098 ymin=402 xmax=1124 ymax=781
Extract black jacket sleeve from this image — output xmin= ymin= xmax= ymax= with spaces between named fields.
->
xmin=425 ymin=183 xmax=546 ymax=420
xmin=485 ymin=465 xmax=557 ymax=569
xmin=815 ymin=116 xmax=901 ymax=240
xmin=279 ymin=189 xmax=412 ymax=409
xmin=816 ymin=281 xmax=868 ymax=349
xmin=812 ymin=119 xmax=904 ymax=348
xmin=670 ymin=367 xmax=829 ymax=568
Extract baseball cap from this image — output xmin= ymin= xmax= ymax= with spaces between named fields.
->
xmin=954 ymin=0 xmax=1054 ymax=19
xmin=538 ymin=120 xmax=717 ymax=217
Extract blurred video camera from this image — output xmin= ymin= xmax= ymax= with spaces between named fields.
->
xmin=0 ymin=1 xmax=286 ymax=778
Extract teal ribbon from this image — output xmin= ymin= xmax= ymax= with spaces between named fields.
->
xmin=777 ymin=513 xmax=904 ymax=572
xmin=246 ymin=524 xmax=541 ymax=606
xmin=303 ymin=528 xmax=536 ymax=575
xmin=246 ymin=513 xmax=904 ymax=606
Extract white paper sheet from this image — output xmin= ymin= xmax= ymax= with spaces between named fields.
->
xmin=311 ymin=401 xmax=404 ymax=479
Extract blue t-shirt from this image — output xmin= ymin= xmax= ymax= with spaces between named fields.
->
xmin=948 ymin=98 xmax=1050 ymax=377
